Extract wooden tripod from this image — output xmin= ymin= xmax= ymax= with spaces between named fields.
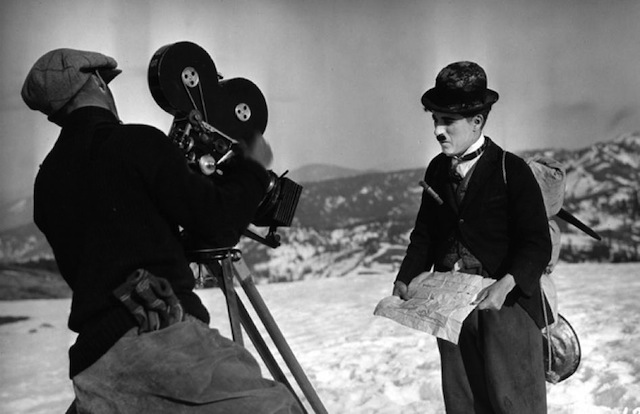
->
xmin=188 ymin=247 xmax=328 ymax=414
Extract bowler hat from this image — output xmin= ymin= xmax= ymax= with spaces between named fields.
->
xmin=21 ymin=48 xmax=121 ymax=121
xmin=421 ymin=61 xmax=499 ymax=115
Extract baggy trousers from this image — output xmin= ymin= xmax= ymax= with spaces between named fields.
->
xmin=72 ymin=316 xmax=302 ymax=414
xmin=437 ymin=304 xmax=547 ymax=414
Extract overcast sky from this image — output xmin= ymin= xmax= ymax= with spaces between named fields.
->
xmin=2 ymin=0 xmax=640 ymax=206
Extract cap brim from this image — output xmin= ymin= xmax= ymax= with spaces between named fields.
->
xmin=99 ymin=68 xmax=122 ymax=84
xmin=421 ymin=88 xmax=499 ymax=115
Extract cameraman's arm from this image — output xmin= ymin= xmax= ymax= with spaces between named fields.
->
xmin=245 ymin=133 xmax=273 ymax=169
xmin=144 ymin=128 xmax=270 ymax=246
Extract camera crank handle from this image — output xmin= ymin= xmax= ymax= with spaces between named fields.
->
xmin=216 ymin=138 xmax=250 ymax=165
xmin=216 ymin=149 xmax=236 ymax=166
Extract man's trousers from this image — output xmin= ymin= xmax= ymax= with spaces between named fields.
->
xmin=72 ymin=316 xmax=302 ymax=414
xmin=437 ymin=304 xmax=547 ymax=414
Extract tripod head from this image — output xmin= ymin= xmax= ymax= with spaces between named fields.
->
xmin=186 ymin=247 xmax=243 ymax=289
xmin=186 ymin=246 xmax=242 ymax=264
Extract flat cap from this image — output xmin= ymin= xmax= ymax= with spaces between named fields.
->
xmin=21 ymin=48 xmax=121 ymax=119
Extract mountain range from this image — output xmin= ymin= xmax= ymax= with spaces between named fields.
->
xmin=285 ymin=163 xmax=378 ymax=184
xmin=1 ymin=132 xmax=639 ymax=283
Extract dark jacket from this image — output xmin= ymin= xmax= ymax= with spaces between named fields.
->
xmin=34 ymin=107 xmax=270 ymax=377
xmin=396 ymin=138 xmax=552 ymax=328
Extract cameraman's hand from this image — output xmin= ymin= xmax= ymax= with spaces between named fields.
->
xmin=246 ymin=133 xmax=273 ymax=169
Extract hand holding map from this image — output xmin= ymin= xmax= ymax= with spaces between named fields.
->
xmin=374 ymin=271 xmax=495 ymax=344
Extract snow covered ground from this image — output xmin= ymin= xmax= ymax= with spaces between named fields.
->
xmin=1 ymin=262 xmax=639 ymax=413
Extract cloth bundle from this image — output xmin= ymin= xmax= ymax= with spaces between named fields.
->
xmin=526 ymin=156 xmax=566 ymax=325
xmin=113 ymin=269 xmax=185 ymax=333
xmin=524 ymin=156 xmax=581 ymax=384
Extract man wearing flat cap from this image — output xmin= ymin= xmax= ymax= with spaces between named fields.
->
xmin=22 ymin=48 xmax=300 ymax=413
xmin=394 ymin=61 xmax=552 ymax=413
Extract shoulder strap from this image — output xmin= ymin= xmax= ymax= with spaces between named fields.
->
xmin=502 ymin=149 xmax=507 ymax=186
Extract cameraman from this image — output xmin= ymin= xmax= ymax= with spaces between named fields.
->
xmin=21 ymin=48 xmax=301 ymax=414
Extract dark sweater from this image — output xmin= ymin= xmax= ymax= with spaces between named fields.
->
xmin=34 ymin=107 xmax=269 ymax=377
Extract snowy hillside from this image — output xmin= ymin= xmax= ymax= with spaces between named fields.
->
xmin=1 ymin=133 xmax=639 ymax=270
xmin=287 ymin=163 xmax=377 ymax=184
xmin=239 ymin=133 xmax=640 ymax=282
xmin=521 ymin=132 xmax=640 ymax=261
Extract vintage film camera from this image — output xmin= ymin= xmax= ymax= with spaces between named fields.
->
xmin=148 ymin=41 xmax=302 ymax=247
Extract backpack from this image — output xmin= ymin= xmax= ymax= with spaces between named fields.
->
xmin=501 ymin=151 xmax=581 ymax=384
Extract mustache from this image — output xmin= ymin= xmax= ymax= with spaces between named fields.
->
xmin=436 ymin=134 xmax=447 ymax=143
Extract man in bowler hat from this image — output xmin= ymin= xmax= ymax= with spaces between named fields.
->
xmin=394 ymin=61 xmax=552 ymax=413
xmin=21 ymin=48 xmax=300 ymax=413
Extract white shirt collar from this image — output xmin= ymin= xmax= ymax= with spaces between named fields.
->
xmin=461 ymin=134 xmax=485 ymax=157
xmin=454 ymin=134 xmax=486 ymax=179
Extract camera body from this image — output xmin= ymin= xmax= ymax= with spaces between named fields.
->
xmin=148 ymin=41 xmax=302 ymax=233
xmin=167 ymin=108 xmax=302 ymax=229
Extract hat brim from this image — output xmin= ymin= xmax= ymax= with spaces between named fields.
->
xmin=421 ymin=88 xmax=499 ymax=115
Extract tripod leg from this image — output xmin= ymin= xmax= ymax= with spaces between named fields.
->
xmin=203 ymin=258 xmax=307 ymax=412
xmin=234 ymin=265 xmax=328 ymax=414
xmin=235 ymin=297 xmax=308 ymax=413
xmin=218 ymin=258 xmax=244 ymax=346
